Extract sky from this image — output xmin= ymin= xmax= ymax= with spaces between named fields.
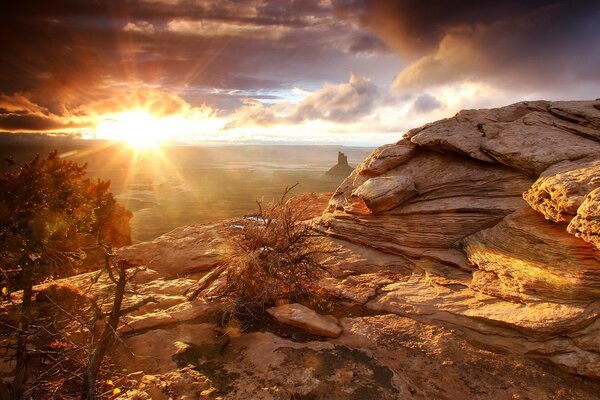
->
xmin=1 ymin=0 xmax=599 ymax=146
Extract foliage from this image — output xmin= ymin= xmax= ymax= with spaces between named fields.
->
xmin=215 ymin=185 xmax=333 ymax=326
xmin=0 ymin=151 xmax=132 ymax=287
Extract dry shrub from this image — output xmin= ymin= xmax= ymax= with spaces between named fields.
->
xmin=217 ymin=186 xmax=334 ymax=326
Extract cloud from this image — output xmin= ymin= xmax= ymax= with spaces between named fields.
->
xmin=166 ymin=19 xmax=290 ymax=40
xmin=0 ymin=93 xmax=89 ymax=132
xmin=75 ymin=88 xmax=211 ymax=117
xmin=0 ymin=0 xmax=404 ymax=116
xmin=0 ymin=89 xmax=216 ymax=133
xmin=291 ymin=73 xmax=379 ymax=122
xmin=342 ymin=0 xmax=600 ymax=93
xmin=226 ymin=73 xmax=380 ymax=128
xmin=123 ymin=21 xmax=156 ymax=35
xmin=224 ymin=102 xmax=277 ymax=129
xmin=413 ymin=94 xmax=442 ymax=114
xmin=346 ymin=34 xmax=391 ymax=55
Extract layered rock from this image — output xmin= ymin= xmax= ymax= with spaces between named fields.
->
xmin=321 ymin=144 xmax=533 ymax=267
xmin=462 ymin=207 xmax=600 ymax=301
xmin=319 ymin=99 xmax=600 ymax=378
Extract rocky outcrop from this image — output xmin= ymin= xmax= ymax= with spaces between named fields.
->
xmin=319 ymin=99 xmax=600 ymax=379
xmin=322 ymin=143 xmax=533 ymax=267
xmin=462 ymin=207 xmax=600 ymax=301
xmin=405 ymin=100 xmax=600 ymax=176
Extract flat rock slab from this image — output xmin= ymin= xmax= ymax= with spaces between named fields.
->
xmin=267 ymin=303 xmax=342 ymax=338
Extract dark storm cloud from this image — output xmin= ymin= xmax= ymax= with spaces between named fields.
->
xmin=347 ymin=34 xmax=391 ymax=55
xmin=338 ymin=0 xmax=600 ymax=92
xmin=0 ymin=113 xmax=85 ymax=132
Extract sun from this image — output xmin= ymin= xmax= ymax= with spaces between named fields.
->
xmin=94 ymin=110 xmax=170 ymax=149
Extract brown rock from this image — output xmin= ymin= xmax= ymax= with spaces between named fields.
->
xmin=549 ymin=100 xmax=600 ymax=137
xmin=115 ymin=224 xmax=226 ymax=278
xmin=267 ymin=303 xmax=342 ymax=338
xmin=569 ymin=187 xmax=600 ymax=250
xmin=524 ymin=157 xmax=600 ymax=222
xmin=320 ymin=150 xmax=532 ymax=267
xmin=351 ymin=175 xmax=416 ymax=213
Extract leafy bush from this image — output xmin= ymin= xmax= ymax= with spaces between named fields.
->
xmin=0 ymin=151 xmax=132 ymax=286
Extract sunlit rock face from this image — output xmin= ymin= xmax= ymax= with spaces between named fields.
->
xmin=320 ymin=99 xmax=600 ymax=377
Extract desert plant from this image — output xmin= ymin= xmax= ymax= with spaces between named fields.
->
xmin=189 ymin=184 xmax=334 ymax=327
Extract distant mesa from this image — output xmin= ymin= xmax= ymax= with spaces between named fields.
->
xmin=326 ymin=151 xmax=353 ymax=177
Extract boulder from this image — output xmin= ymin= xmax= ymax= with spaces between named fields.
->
xmin=267 ymin=303 xmax=342 ymax=338
xmin=351 ymin=175 xmax=416 ymax=213
xmin=355 ymin=139 xmax=417 ymax=176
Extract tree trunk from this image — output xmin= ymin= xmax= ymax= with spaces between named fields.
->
xmin=82 ymin=263 xmax=126 ymax=400
xmin=12 ymin=261 xmax=33 ymax=400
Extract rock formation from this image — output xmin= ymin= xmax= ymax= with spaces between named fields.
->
xmin=319 ymin=99 xmax=600 ymax=379
xmin=5 ymin=102 xmax=600 ymax=399
xmin=326 ymin=151 xmax=354 ymax=177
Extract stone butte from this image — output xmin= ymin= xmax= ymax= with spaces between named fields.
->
xmin=7 ymin=100 xmax=600 ymax=399
xmin=325 ymin=151 xmax=354 ymax=177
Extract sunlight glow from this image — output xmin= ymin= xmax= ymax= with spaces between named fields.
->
xmin=94 ymin=110 xmax=173 ymax=149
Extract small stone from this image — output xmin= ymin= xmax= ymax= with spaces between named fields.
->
xmin=267 ymin=303 xmax=342 ymax=338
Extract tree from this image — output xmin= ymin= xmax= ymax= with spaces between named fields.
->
xmin=0 ymin=151 xmax=132 ymax=399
